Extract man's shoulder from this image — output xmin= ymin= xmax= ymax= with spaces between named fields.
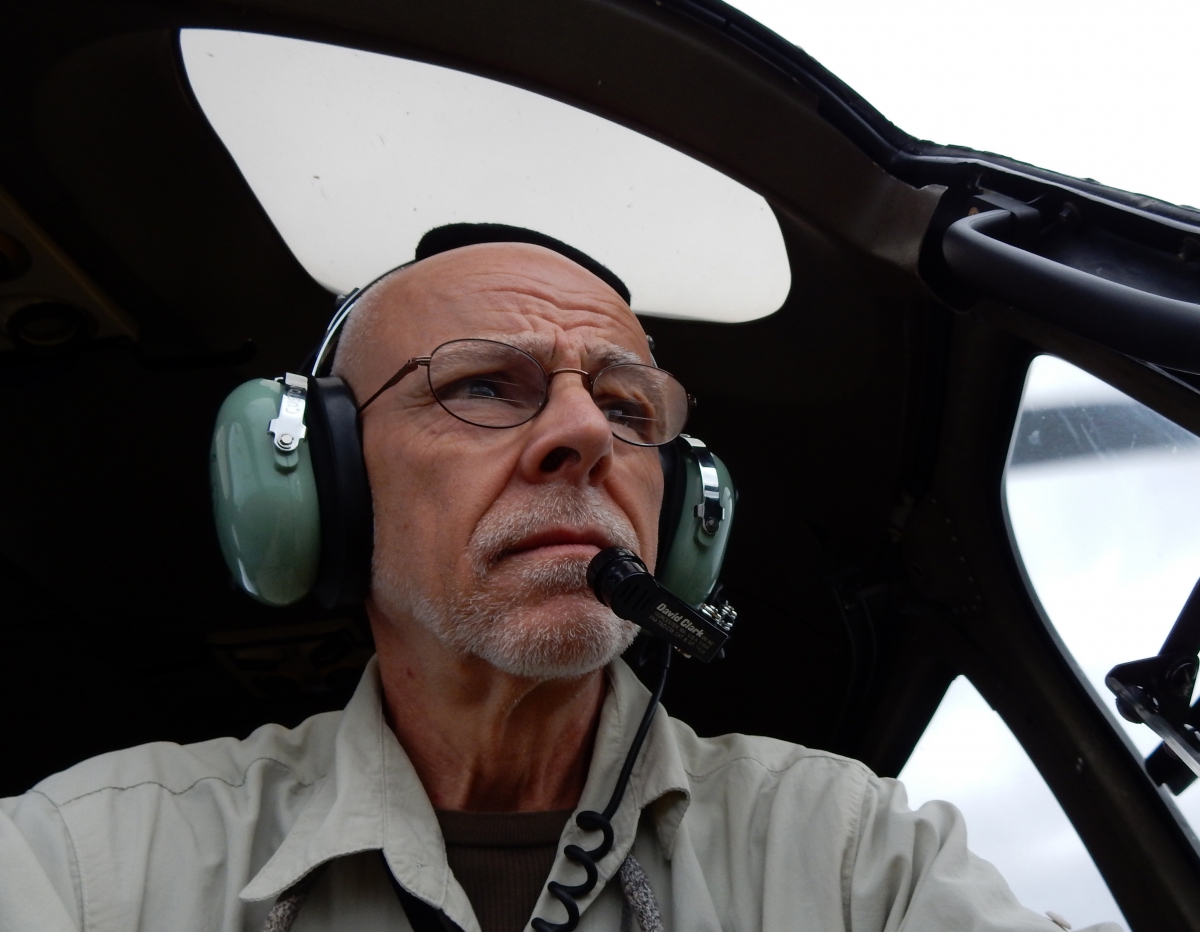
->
xmin=30 ymin=708 xmax=344 ymax=809
xmin=666 ymin=715 xmax=876 ymax=798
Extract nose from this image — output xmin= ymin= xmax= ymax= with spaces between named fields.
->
xmin=516 ymin=370 xmax=614 ymax=485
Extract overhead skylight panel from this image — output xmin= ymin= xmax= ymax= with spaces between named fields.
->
xmin=181 ymin=29 xmax=792 ymax=323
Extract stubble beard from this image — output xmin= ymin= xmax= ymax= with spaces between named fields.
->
xmin=373 ymin=486 xmax=641 ymax=680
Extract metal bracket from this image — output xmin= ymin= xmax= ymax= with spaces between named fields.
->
xmin=970 ymin=190 xmax=1043 ymax=244
xmin=1107 ymin=575 xmax=1200 ymax=781
xmin=681 ymin=434 xmax=725 ymax=534
xmin=268 ymin=372 xmax=309 ymax=452
xmin=1107 ymin=654 xmax=1200 ymax=779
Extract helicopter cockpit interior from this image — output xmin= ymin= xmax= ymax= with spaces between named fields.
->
xmin=5 ymin=3 xmax=1200 ymax=930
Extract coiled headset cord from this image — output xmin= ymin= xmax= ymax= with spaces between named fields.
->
xmin=530 ymin=641 xmax=672 ymax=932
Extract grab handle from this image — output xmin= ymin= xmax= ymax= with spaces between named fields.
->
xmin=943 ymin=209 xmax=1200 ymax=373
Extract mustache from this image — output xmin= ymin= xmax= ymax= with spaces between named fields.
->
xmin=469 ymin=486 xmax=641 ymax=574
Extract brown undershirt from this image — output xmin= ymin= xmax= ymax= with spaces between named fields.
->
xmin=435 ymin=809 xmax=574 ymax=932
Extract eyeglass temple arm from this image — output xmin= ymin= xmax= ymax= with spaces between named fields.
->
xmin=356 ymin=358 xmax=429 ymax=413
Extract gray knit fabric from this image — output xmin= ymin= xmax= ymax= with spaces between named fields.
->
xmin=260 ymin=863 xmax=327 ymax=932
xmin=617 ymin=854 xmax=664 ymax=932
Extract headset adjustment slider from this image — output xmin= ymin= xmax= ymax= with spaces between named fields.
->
xmin=269 ymin=373 xmax=309 ymax=452
xmin=681 ymin=435 xmax=727 ymax=534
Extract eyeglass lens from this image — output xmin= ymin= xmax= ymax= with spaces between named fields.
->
xmin=426 ymin=339 xmax=688 ymax=446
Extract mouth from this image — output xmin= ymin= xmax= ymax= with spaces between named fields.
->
xmin=495 ymin=527 xmax=615 ymax=564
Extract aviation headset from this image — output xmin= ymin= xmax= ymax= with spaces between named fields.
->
xmin=209 ymin=225 xmax=735 ymax=612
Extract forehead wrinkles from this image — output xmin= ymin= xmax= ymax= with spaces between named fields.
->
xmin=473 ymin=331 xmax=644 ymax=369
xmin=338 ymin=254 xmax=643 ymax=388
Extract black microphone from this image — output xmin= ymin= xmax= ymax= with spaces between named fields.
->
xmin=587 ymin=547 xmax=735 ymax=663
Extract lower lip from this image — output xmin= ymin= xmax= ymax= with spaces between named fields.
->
xmin=505 ymin=543 xmax=602 ymax=561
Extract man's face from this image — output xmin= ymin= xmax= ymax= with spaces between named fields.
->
xmin=344 ymin=243 xmax=663 ymax=680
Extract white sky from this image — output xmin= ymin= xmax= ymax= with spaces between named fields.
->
xmin=901 ymin=677 xmax=1125 ymax=927
xmin=730 ymin=0 xmax=1200 ymax=210
xmin=1016 ymin=354 xmax=1129 ymax=409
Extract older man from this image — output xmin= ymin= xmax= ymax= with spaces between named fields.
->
xmin=0 ymin=238 xmax=1110 ymax=932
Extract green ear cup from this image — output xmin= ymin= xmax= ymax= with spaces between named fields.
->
xmin=210 ymin=379 xmax=321 ymax=606
xmin=656 ymin=443 xmax=735 ymax=608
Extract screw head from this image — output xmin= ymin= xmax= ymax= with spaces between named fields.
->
xmin=280 ymin=433 xmax=293 ymax=446
xmin=1115 ymin=696 xmax=1141 ymax=724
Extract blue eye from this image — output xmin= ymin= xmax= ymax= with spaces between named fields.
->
xmin=440 ymin=372 xmax=521 ymax=402
xmin=465 ymin=378 xmax=502 ymax=399
xmin=599 ymin=399 xmax=656 ymax=439
xmin=603 ymin=400 xmax=649 ymax=421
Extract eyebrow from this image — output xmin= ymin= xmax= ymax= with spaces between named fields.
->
xmin=589 ymin=344 xmax=643 ymax=368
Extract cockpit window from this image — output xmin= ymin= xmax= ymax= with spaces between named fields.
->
xmin=179 ymin=29 xmax=791 ymax=323
xmin=1004 ymin=355 xmax=1200 ymax=833
xmin=900 ymin=676 xmax=1125 ymax=928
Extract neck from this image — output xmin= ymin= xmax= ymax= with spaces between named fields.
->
xmin=369 ymin=604 xmax=606 ymax=812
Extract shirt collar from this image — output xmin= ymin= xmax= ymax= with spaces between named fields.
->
xmin=240 ymin=654 xmax=691 ymax=925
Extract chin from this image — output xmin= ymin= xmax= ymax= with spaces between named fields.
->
xmin=440 ymin=575 xmax=638 ymax=680
xmin=459 ymin=595 xmax=638 ymax=681
xmin=376 ymin=551 xmax=639 ymax=680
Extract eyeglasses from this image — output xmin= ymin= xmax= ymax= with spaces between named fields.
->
xmin=357 ymin=338 xmax=691 ymax=447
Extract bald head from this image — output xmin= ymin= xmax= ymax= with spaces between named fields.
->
xmin=331 ymin=243 xmax=645 ymax=403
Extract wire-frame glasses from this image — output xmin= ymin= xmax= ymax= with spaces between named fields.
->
xmin=357 ymin=338 xmax=691 ymax=447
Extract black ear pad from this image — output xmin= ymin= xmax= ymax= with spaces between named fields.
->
xmin=306 ymin=377 xmax=374 ymax=608
xmin=656 ymin=438 xmax=687 ymax=573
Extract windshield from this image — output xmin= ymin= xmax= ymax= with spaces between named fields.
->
xmin=730 ymin=0 xmax=1200 ymax=211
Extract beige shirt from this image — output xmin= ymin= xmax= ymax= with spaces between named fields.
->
xmin=1 ymin=657 xmax=1117 ymax=932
